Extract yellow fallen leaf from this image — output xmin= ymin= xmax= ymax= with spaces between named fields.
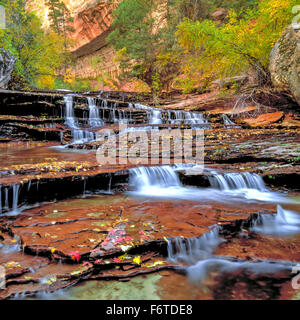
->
xmin=50 ymin=247 xmax=56 ymax=254
xmin=133 ymin=256 xmax=141 ymax=265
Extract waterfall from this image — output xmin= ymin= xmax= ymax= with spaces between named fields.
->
xmin=167 ymin=228 xmax=223 ymax=264
xmin=130 ymin=166 xmax=181 ymax=190
xmin=208 ymin=172 xmax=267 ymax=191
xmin=150 ymin=110 xmax=163 ymax=124
xmin=133 ymin=103 xmax=209 ymax=126
xmin=222 ymin=114 xmax=240 ymax=128
xmin=64 ymin=95 xmax=78 ymax=129
xmin=63 ymin=95 xmax=98 ymax=144
xmin=128 ymin=166 xmax=289 ymax=203
xmin=73 ymin=129 xmax=95 ymax=144
xmin=0 ymin=185 xmax=20 ymax=214
xmin=183 ymin=112 xmax=207 ymax=125
xmin=87 ymin=98 xmax=104 ymax=127
xmin=12 ymin=185 xmax=20 ymax=212
xmin=252 ymin=205 xmax=300 ymax=236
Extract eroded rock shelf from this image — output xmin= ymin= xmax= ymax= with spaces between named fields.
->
xmin=0 ymin=89 xmax=299 ymax=300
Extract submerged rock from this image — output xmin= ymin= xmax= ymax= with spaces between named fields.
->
xmin=269 ymin=25 xmax=300 ymax=106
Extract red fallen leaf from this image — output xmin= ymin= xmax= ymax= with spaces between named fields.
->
xmin=140 ymin=235 xmax=150 ymax=240
xmin=140 ymin=230 xmax=145 ymax=235
xmin=69 ymin=251 xmax=81 ymax=262
xmin=113 ymin=258 xmax=122 ymax=263
xmin=118 ymin=236 xmax=127 ymax=242
xmin=109 ymin=229 xmax=117 ymax=235
xmin=102 ymin=239 xmax=109 ymax=246
xmin=125 ymin=236 xmax=132 ymax=242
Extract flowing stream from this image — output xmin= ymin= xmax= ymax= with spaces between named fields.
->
xmin=1 ymin=92 xmax=300 ymax=299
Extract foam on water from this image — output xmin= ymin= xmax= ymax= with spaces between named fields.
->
xmin=252 ymin=205 xmax=300 ymax=236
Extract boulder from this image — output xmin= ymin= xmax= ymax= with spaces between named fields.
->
xmin=269 ymin=25 xmax=300 ymax=105
xmin=0 ymin=49 xmax=16 ymax=89
xmin=211 ymin=8 xmax=228 ymax=22
xmin=242 ymin=111 xmax=284 ymax=127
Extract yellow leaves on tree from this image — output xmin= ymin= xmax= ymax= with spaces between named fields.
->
xmin=176 ymin=0 xmax=299 ymax=92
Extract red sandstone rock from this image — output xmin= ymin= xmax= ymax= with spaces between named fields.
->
xmin=243 ymin=111 xmax=284 ymax=126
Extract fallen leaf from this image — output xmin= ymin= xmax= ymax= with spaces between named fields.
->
xmin=133 ymin=256 xmax=141 ymax=265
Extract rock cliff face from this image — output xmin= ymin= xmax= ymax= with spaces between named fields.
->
xmin=69 ymin=1 xmax=117 ymax=51
xmin=29 ymin=0 xmax=119 ymax=80
xmin=29 ymin=0 xmax=167 ymax=86
xmin=69 ymin=1 xmax=119 ymax=80
xmin=269 ymin=25 xmax=300 ymax=106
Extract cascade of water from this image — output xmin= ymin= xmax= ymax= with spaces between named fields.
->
xmin=222 ymin=114 xmax=240 ymax=128
xmin=208 ymin=172 xmax=267 ymax=191
xmin=252 ymin=205 xmax=300 ymax=236
xmin=150 ymin=110 xmax=163 ymax=124
xmin=167 ymin=228 xmax=223 ymax=264
xmin=63 ymin=95 xmax=78 ymax=129
xmin=60 ymin=131 xmax=64 ymax=143
xmin=133 ymin=103 xmax=209 ymax=126
xmin=130 ymin=166 xmax=181 ymax=190
xmin=73 ymin=129 xmax=95 ymax=144
xmin=12 ymin=185 xmax=20 ymax=212
xmin=87 ymin=97 xmax=104 ymax=127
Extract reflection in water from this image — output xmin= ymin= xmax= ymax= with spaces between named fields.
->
xmin=26 ymin=274 xmax=162 ymax=300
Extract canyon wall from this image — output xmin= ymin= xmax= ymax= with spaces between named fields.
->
xmin=29 ymin=0 xmax=166 ymax=89
xmin=28 ymin=0 xmax=119 ymax=82
xmin=69 ymin=1 xmax=120 ymax=81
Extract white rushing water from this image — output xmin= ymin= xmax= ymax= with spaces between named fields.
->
xmin=166 ymin=215 xmax=295 ymax=285
xmin=252 ymin=205 xmax=300 ymax=236
xmin=0 ymin=185 xmax=21 ymax=216
xmin=133 ymin=103 xmax=209 ymax=126
xmin=208 ymin=172 xmax=267 ymax=191
xmin=222 ymin=114 xmax=240 ymax=128
xmin=167 ymin=228 xmax=224 ymax=264
xmin=129 ymin=165 xmax=294 ymax=204
xmin=64 ymin=95 xmax=78 ymax=129
xmin=87 ymin=98 xmax=104 ymax=127
xmin=186 ymin=258 xmax=293 ymax=285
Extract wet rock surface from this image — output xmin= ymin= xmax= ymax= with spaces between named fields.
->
xmin=0 ymin=89 xmax=299 ymax=300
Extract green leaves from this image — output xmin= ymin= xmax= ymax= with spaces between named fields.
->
xmin=176 ymin=0 xmax=298 ymax=92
